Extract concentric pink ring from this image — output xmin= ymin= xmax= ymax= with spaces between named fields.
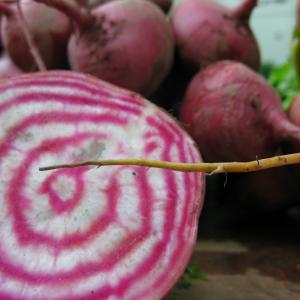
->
xmin=0 ymin=71 xmax=204 ymax=300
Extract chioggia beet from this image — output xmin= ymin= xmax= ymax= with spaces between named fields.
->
xmin=0 ymin=70 xmax=204 ymax=300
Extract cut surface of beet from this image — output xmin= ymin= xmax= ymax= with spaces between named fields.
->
xmin=0 ymin=71 xmax=204 ymax=300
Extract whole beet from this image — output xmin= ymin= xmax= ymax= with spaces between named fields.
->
xmin=180 ymin=61 xmax=300 ymax=162
xmin=34 ymin=0 xmax=174 ymax=96
xmin=170 ymin=0 xmax=260 ymax=71
xmin=0 ymin=1 xmax=71 ymax=71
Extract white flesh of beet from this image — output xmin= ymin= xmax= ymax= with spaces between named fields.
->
xmin=0 ymin=70 xmax=204 ymax=299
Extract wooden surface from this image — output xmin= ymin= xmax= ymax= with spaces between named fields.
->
xmin=166 ymin=239 xmax=300 ymax=300
xmin=165 ymin=176 xmax=300 ymax=300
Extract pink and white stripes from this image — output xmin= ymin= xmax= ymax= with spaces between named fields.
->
xmin=0 ymin=71 xmax=204 ymax=300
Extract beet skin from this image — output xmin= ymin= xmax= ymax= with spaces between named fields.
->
xmin=180 ymin=61 xmax=300 ymax=162
xmin=34 ymin=0 xmax=174 ymax=96
xmin=170 ymin=0 xmax=260 ymax=71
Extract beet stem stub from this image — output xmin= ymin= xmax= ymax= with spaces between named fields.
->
xmin=233 ymin=0 xmax=258 ymax=21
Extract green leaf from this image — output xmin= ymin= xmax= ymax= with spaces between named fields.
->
xmin=262 ymin=60 xmax=299 ymax=110
xmin=178 ymin=274 xmax=192 ymax=289
xmin=178 ymin=262 xmax=208 ymax=289
xmin=262 ymin=26 xmax=300 ymax=111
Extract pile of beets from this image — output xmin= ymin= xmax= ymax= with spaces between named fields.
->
xmin=0 ymin=0 xmax=299 ymax=299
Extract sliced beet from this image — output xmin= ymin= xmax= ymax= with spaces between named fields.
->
xmin=0 ymin=70 xmax=204 ymax=299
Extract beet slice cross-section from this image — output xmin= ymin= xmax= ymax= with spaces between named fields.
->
xmin=0 ymin=71 xmax=204 ymax=300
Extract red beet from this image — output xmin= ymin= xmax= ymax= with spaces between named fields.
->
xmin=180 ymin=61 xmax=300 ymax=162
xmin=34 ymin=0 xmax=174 ymax=96
xmin=170 ymin=0 xmax=260 ymax=71
xmin=0 ymin=0 xmax=71 ymax=71
xmin=0 ymin=70 xmax=204 ymax=299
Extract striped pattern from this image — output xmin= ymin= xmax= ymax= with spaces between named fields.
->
xmin=0 ymin=71 xmax=204 ymax=300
